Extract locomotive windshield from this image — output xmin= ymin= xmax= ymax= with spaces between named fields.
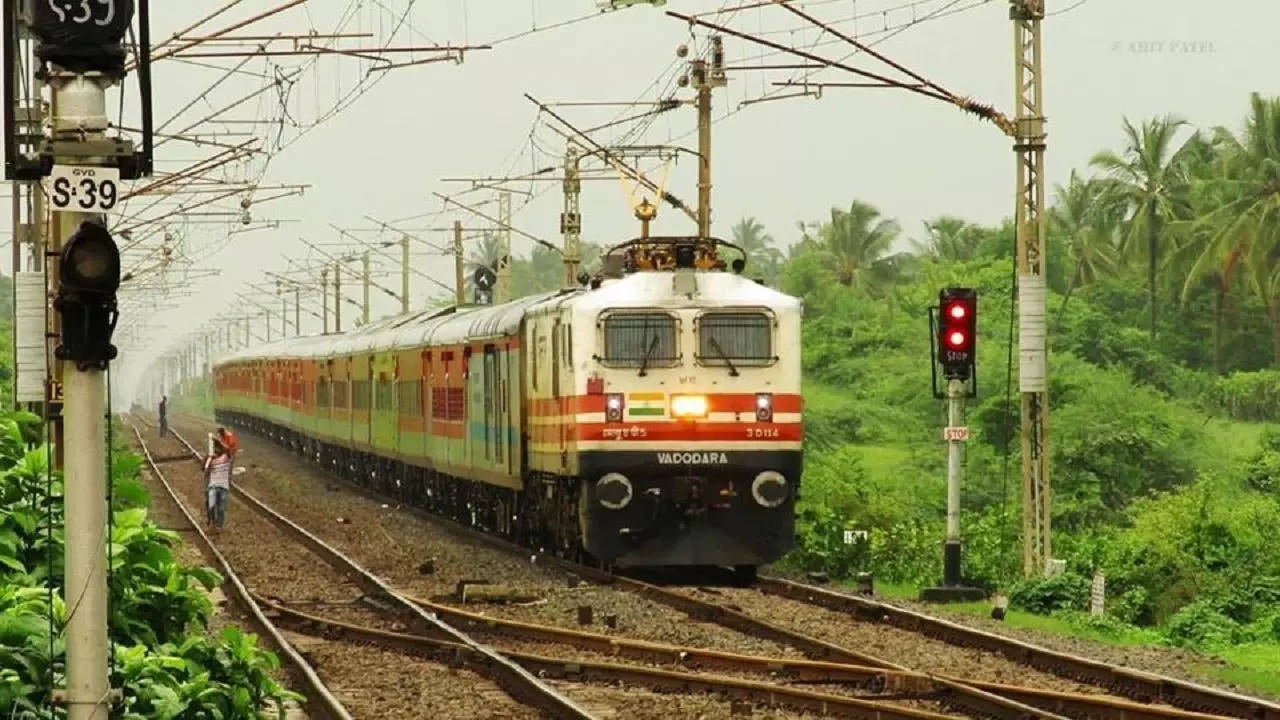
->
xmin=698 ymin=312 xmax=774 ymax=367
xmin=601 ymin=313 xmax=679 ymax=368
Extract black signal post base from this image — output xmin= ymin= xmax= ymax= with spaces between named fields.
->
xmin=920 ymin=541 xmax=985 ymax=603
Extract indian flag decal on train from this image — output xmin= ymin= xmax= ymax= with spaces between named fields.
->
xmin=628 ymin=392 xmax=665 ymax=417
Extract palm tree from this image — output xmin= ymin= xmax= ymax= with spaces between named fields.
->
xmin=1049 ymin=171 xmax=1118 ymax=330
xmin=1090 ymin=115 xmax=1190 ymax=340
xmin=730 ymin=217 xmax=784 ymax=283
xmin=1185 ymin=94 xmax=1280 ymax=367
xmin=813 ymin=200 xmax=902 ymax=293
xmin=1169 ymin=130 xmax=1245 ymax=373
xmin=914 ymin=216 xmax=983 ymax=262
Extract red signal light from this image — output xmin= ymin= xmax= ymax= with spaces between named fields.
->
xmin=947 ymin=303 xmax=967 ymax=320
xmin=937 ymin=288 xmax=977 ymax=381
xmin=947 ymin=330 xmax=967 ymax=348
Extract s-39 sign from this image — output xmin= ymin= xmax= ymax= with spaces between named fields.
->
xmin=46 ymin=165 xmax=120 ymax=213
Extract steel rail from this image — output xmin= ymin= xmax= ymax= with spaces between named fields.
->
xmin=394 ymin=592 xmax=1227 ymax=720
xmin=179 ymin=415 xmax=1266 ymax=720
xmin=163 ymin=428 xmax=595 ymax=720
xmin=754 ymin=579 xmax=1280 ymax=720
xmin=257 ymin=597 xmax=962 ymax=720
xmin=128 ymin=423 xmax=353 ymax=720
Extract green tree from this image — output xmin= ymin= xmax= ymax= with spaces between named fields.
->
xmin=914 ymin=216 xmax=984 ymax=262
xmin=1050 ymin=171 xmax=1118 ymax=330
xmin=730 ymin=217 xmax=783 ymax=284
xmin=807 ymin=200 xmax=903 ymax=294
xmin=1091 ymin=115 xmax=1190 ymax=340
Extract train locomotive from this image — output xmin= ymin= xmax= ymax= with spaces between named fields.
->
xmin=213 ymin=236 xmax=803 ymax=574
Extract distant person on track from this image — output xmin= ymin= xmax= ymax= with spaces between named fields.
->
xmin=203 ymin=438 xmax=232 ymax=531
xmin=158 ymin=395 xmax=168 ymax=437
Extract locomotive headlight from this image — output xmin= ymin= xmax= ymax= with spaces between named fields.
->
xmin=751 ymin=471 xmax=789 ymax=508
xmin=755 ymin=393 xmax=774 ymax=423
xmin=671 ymin=394 xmax=708 ymax=419
xmin=597 ymin=473 xmax=633 ymax=510
xmin=606 ymin=393 xmax=625 ymax=422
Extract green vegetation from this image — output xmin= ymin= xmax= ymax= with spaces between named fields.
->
xmin=0 ymin=410 xmax=300 ymax=717
xmin=758 ymin=95 xmax=1280 ymax=685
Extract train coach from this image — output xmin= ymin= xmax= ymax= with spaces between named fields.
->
xmin=213 ymin=237 xmax=803 ymax=576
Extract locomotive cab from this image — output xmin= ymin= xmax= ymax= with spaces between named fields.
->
xmin=533 ymin=238 xmax=803 ymax=569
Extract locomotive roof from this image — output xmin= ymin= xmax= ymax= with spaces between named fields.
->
xmin=215 ymin=270 xmax=799 ymax=367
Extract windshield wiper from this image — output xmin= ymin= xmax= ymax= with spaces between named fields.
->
xmin=709 ymin=336 xmax=740 ymax=377
xmin=638 ymin=334 xmax=660 ymax=377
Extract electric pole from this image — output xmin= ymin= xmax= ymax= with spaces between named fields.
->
xmin=361 ymin=252 xmax=371 ymax=325
xmin=400 ymin=235 xmax=411 ymax=313
xmin=1011 ymin=0 xmax=1051 ymax=577
xmin=295 ymin=286 xmax=301 ymax=335
xmin=562 ymin=143 xmax=583 ymax=288
xmin=321 ymin=268 xmax=330 ymax=333
xmin=280 ymin=286 xmax=288 ymax=337
xmin=334 ymin=260 xmax=343 ymax=332
xmin=496 ymin=191 xmax=512 ymax=304
xmin=454 ymin=220 xmax=465 ymax=306
xmin=690 ymin=36 xmax=726 ymax=244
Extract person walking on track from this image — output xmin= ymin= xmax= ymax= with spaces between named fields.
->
xmin=158 ymin=395 xmax=168 ymax=437
xmin=203 ymin=439 xmax=232 ymax=531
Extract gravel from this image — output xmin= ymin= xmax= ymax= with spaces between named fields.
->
xmin=286 ymin=632 xmax=542 ymax=719
xmin=681 ymin=587 xmax=1097 ymax=692
xmin=134 ymin=421 xmax=538 ymax=718
xmin=168 ymin=416 xmax=800 ymax=659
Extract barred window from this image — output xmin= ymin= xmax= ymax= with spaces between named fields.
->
xmin=601 ymin=313 xmax=678 ymax=367
xmin=698 ymin=313 xmax=773 ymax=365
xmin=398 ymin=380 xmax=422 ymax=417
xmin=351 ymin=380 xmax=370 ymax=410
xmin=317 ymin=378 xmax=330 ymax=409
xmin=333 ymin=380 xmax=348 ymax=409
xmin=375 ymin=376 xmax=393 ymax=412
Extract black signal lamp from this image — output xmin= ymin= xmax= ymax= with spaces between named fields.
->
xmin=937 ymin=288 xmax=977 ymax=380
xmin=31 ymin=0 xmax=137 ymax=74
xmin=55 ymin=221 xmax=121 ymax=370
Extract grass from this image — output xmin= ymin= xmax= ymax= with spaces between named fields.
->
xmin=1206 ymin=643 xmax=1280 ymax=696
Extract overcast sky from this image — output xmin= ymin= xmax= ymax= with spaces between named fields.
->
xmin=9 ymin=0 xmax=1273 ymax=403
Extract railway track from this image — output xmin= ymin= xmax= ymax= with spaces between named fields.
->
xmin=143 ymin=419 xmax=985 ymax=719
xmin=169 ymin=414 xmax=1256 ymax=720
xmin=130 ymin=419 xmax=593 ymax=720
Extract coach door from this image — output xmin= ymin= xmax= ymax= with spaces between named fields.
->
xmin=483 ymin=346 xmax=500 ymax=468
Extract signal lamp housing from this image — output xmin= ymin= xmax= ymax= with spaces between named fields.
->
xmin=605 ymin=393 xmax=625 ymax=422
xmin=937 ymin=288 xmax=977 ymax=380
xmin=31 ymin=0 xmax=137 ymax=74
xmin=755 ymin=393 xmax=774 ymax=422
xmin=54 ymin=221 xmax=121 ymax=371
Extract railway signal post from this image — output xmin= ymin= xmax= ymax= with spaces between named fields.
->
xmin=922 ymin=289 xmax=984 ymax=603
xmin=11 ymin=0 xmax=155 ymax=713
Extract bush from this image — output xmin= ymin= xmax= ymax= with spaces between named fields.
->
xmin=1165 ymin=600 xmax=1240 ymax=650
xmin=783 ymin=506 xmax=871 ymax=580
xmin=1214 ymin=370 xmax=1280 ymax=421
xmin=0 ymin=411 xmax=301 ymax=718
xmin=1009 ymin=572 xmax=1090 ymax=614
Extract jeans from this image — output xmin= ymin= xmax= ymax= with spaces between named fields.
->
xmin=207 ymin=487 xmax=228 ymax=528
xmin=159 ymin=418 xmax=168 ymax=436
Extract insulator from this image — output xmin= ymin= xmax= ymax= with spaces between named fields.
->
xmin=676 ymin=44 xmax=688 ymax=58
xmin=240 ymin=213 xmax=252 ymax=226
xmin=240 ymin=197 xmax=252 ymax=209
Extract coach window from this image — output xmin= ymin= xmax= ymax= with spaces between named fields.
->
xmin=599 ymin=312 xmax=679 ymax=368
xmin=696 ymin=311 xmax=775 ymax=368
